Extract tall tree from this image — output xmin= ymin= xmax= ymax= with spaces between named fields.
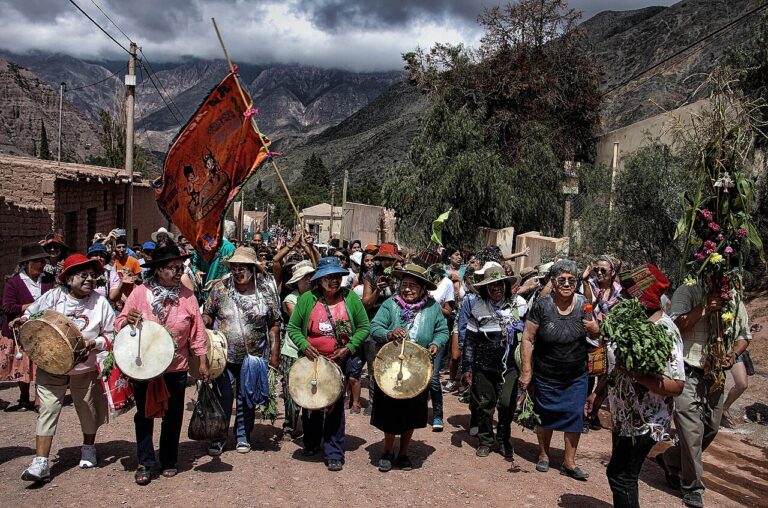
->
xmin=301 ymin=152 xmax=331 ymax=190
xmin=39 ymin=119 xmax=51 ymax=160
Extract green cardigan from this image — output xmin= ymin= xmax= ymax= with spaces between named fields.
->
xmin=369 ymin=297 xmax=449 ymax=349
xmin=286 ymin=287 xmax=370 ymax=355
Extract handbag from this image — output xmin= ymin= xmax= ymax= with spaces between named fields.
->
xmin=587 ymin=345 xmax=608 ymax=377
xmin=741 ymin=350 xmax=755 ymax=376
xmin=187 ymin=381 xmax=228 ymax=441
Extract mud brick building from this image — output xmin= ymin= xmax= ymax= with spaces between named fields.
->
xmin=0 ymin=155 xmax=168 ymax=293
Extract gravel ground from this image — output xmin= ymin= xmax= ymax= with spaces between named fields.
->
xmin=0 ymin=296 xmax=766 ymax=507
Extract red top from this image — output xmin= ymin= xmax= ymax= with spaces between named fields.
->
xmin=306 ymin=300 xmax=349 ymax=356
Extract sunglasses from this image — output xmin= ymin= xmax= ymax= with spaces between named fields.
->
xmin=556 ymin=277 xmax=578 ymax=286
xmin=75 ymin=271 xmax=100 ymax=280
xmin=593 ymin=267 xmax=609 ymax=275
xmin=230 ymin=264 xmax=252 ymax=272
xmin=162 ymin=265 xmax=185 ymax=273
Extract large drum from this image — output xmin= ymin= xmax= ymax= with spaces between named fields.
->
xmin=189 ymin=329 xmax=228 ymax=380
xmin=113 ymin=321 xmax=174 ymax=380
xmin=19 ymin=310 xmax=87 ymax=375
xmin=374 ymin=340 xmax=433 ymax=399
xmin=288 ymin=356 xmax=344 ymax=410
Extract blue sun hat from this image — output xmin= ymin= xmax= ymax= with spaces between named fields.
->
xmin=310 ymin=256 xmax=349 ymax=282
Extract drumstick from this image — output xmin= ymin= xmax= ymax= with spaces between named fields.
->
xmin=310 ymin=357 xmax=318 ymax=386
xmin=11 ymin=328 xmax=23 ymax=361
xmin=135 ymin=322 xmax=143 ymax=367
xmin=398 ymin=334 xmax=406 ymax=361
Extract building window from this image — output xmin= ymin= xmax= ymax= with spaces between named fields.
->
xmin=87 ymin=208 xmax=97 ymax=246
xmin=64 ymin=211 xmax=78 ymax=251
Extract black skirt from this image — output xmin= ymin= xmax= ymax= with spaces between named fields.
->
xmin=370 ymin=384 xmax=429 ymax=435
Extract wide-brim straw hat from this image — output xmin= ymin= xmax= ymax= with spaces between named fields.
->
xmin=288 ymin=260 xmax=315 ymax=286
xmin=19 ymin=243 xmax=49 ymax=264
xmin=391 ymin=263 xmax=438 ymax=291
xmin=223 ymin=246 xmax=263 ymax=271
xmin=473 ymin=266 xmax=520 ymax=288
xmin=474 ymin=261 xmax=502 ymax=276
xmin=151 ymin=227 xmax=176 ymax=242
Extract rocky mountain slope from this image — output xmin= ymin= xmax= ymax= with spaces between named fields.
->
xmin=0 ymin=58 xmax=102 ymax=162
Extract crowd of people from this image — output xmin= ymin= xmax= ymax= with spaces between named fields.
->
xmin=0 ymin=225 xmax=756 ymax=508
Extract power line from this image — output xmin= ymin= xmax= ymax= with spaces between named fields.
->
xmin=139 ymin=60 xmax=183 ymax=127
xmin=138 ymin=49 xmax=185 ymax=120
xmin=66 ymin=0 xmax=131 ymax=55
xmin=89 ymin=0 xmax=132 ymax=45
xmin=66 ymin=64 xmax=127 ymax=91
xmin=604 ymin=1 xmax=768 ymax=97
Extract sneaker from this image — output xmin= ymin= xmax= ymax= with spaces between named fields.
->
xmin=469 ymin=426 xmax=479 ymax=437
xmin=442 ymin=380 xmax=457 ymax=393
xmin=208 ymin=441 xmax=225 ymax=456
xmin=21 ymin=457 xmax=50 ymax=483
xmin=236 ymin=442 xmax=251 ymax=454
xmin=326 ymin=459 xmax=343 ymax=472
xmin=432 ymin=418 xmax=444 ymax=432
xmin=683 ymin=492 xmax=704 ymax=508
xmin=476 ymin=445 xmax=491 ymax=457
xmin=79 ymin=444 xmax=97 ymax=468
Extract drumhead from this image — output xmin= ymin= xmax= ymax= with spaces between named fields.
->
xmin=19 ymin=310 xmax=82 ymax=375
xmin=113 ymin=321 xmax=174 ymax=380
xmin=288 ymin=356 xmax=343 ymax=410
xmin=374 ymin=340 xmax=433 ymax=400
xmin=189 ymin=329 xmax=228 ymax=380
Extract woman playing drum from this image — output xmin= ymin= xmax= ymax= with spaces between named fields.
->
xmin=203 ymin=246 xmax=281 ymax=456
xmin=369 ymin=263 xmax=448 ymax=472
xmin=115 ymin=245 xmax=208 ymax=485
xmin=13 ymin=254 xmax=115 ymax=483
xmin=286 ymin=256 xmax=370 ymax=472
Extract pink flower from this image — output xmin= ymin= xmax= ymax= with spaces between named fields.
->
xmin=716 ymin=234 xmax=724 ymax=241
xmin=703 ymin=240 xmax=717 ymax=253
xmin=708 ymin=222 xmax=721 ymax=232
xmin=736 ymin=228 xmax=748 ymax=239
xmin=721 ymin=292 xmax=732 ymax=301
xmin=695 ymin=251 xmax=707 ymax=261
xmin=724 ymin=246 xmax=734 ymax=255
xmin=699 ymin=209 xmax=713 ymax=221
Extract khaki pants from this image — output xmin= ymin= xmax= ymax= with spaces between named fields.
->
xmin=663 ymin=366 xmax=724 ymax=495
xmin=36 ymin=369 xmax=107 ymax=437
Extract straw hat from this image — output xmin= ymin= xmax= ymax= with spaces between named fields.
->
xmin=474 ymin=261 xmax=502 ymax=276
xmin=473 ymin=266 xmax=520 ymax=288
xmin=223 ymin=246 xmax=262 ymax=271
xmin=151 ymin=227 xmax=176 ymax=242
xmin=288 ymin=260 xmax=315 ymax=286
xmin=391 ymin=263 xmax=438 ymax=291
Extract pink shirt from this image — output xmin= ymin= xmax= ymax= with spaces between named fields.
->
xmin=306 ymin=300 xmax=349 ymax=356
xmin=115 ymin=284 xmax=207 ymax=373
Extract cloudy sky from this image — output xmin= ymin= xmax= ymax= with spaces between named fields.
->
xmin=0 ymin=0 xmax=677 ymax=70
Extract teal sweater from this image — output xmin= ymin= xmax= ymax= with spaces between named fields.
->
xmin=369 ymin=297 xmax=449 ymax=349
xmin=287 ymin=287 xmax=370 ymax=355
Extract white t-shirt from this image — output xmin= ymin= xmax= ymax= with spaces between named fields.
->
xmin=25 ymin=286 xmax=116 ymax=375
xmin=19 ymin=271 xmax=44 ymax=300
xmin=430 ymin=277 xmax=455 ymax=306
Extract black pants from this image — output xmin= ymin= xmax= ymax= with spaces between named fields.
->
xmin=470 ymin=367 xmax=518 ymax=448
xmin=606 ymin=432 xmax=656 ymax=508
xmin=133 ymin=371 xmax=188 ymax=469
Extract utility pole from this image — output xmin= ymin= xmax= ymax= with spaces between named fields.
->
xmin=124 ymin=42 xmax=137 ymax=244
xmin=340 ymin=170 xmax=348 ymax=246
xmin=57 ymin=82 xmax=64 ymax=165
xmin=329 ymin=183 xmax=336 ymax=245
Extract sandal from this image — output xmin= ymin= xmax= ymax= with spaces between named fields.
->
xmin=134 ymin=465 xmax=151 ymax=485
xmin=161 ymin=468 xmax=178 ymax=478
xmin=535 ymin=459 xmax=549 ymax=472
xmin=560 ymin=464 xmax=589 ymax=481
xmin=350 ymin=403 xmax=362 ymax=414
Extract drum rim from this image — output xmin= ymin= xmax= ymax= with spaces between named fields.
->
xmin=288 ymin=356 xmax=344 ymax=410
xmin=19 ymin=311 xmax=83 ymax=374
xmin=373 ymin=340 xmax=433 ymax=400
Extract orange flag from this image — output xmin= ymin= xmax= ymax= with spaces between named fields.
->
xmin=154 ymin=72 xmax=269 ymax=261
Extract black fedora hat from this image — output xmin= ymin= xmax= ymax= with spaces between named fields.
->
xmin=18 ymin=243 xmax=49 ymax=264
xmin=144 ymin=245 xmax=191 ymax=269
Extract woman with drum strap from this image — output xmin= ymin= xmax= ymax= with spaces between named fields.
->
xmin=13 ymin=254 xmax=115 ymax=483
xmin=115 ymin=245 xmax=209 ymax=485
xmin=2 ymin=243 xmax=54 ymax=412
xmin=369 ymin=263 xmax=448 ymax=472
xmin=202 ymin=246 xmax=281 ymax=456
xmin=286 ymin=256 xmax=370 ymax=472
xmin=461 ymin=266 xmax=526 ymax=465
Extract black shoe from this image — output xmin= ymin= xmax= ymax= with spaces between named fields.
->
xmin=655 ymin=454 xmax=681 ymax=490
xmin=4 ymin=399 xmax=32 ymax=412
xmin=378 ymin=453 xmax=394 ymax=472
xmin=326 ymin=459 xmax=343 ymax=472
xmin=501 ymin=442 xmax=514 ymax=459
xmin=301 ymin=447 xmax=318 ymax=457
xmin=683 ymin=492 xmax=704 ymax=508
xmin=560 ymin=465 xmax=589 ymax=481
xmin=395 ymin=455 xmax=413 ymax=471
xmin=476 ymin=445 xmax=491 ymax=457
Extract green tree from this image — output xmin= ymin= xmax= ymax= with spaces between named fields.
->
xmin=39 ymin=119 xmax=51 ymax=160
xmin=301 ymin=152 xmax=331 ymax=190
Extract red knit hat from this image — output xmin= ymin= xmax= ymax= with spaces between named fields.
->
xmin=619 ymin=264 xmax=670 ymax=311
xmin=58 ymin=254 xmax=104 ymax=284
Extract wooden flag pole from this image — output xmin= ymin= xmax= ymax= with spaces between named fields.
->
xmin=211 ymin=17 xmax=303 ymax=227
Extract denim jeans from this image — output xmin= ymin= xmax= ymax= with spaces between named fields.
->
xmin=429 ymin=346 xmax=444 ymax=420
xmin=302 ymin=380 xmax=347 ymax=462
xmin=215 ymin=362 xmax=255 ymax=445
xmin=607 ymin=432 xmax=656 ymax=508
xmin=133 ymin=371 xmax=187 ymax=469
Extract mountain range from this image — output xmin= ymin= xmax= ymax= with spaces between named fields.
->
xmin=0 ymin=0 xmax=762 ymax=185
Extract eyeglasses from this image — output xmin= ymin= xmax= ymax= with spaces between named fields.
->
xmin=75 ymin=271 xmax=100 ymax=280
xmin=162 ymin=265 xmax=185 ymax=273
xmin=592 ymin=267 xmax=609 ymax=275
xmin=556 ymin=277 xmax=577 ymax=286
xmin=45 ymin=247 xmax=61 ymax=253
